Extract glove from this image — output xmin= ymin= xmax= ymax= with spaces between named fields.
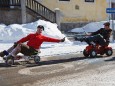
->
xmin=14 ymin=42 xmax=18 ymax=47
xmin=60 ymin=37 xmax=65 ymax=42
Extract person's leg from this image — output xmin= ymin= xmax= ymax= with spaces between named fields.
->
xmin=0 ymin=45 xmax=15 ymax=57
xmin=20 ymin=44 xmax=38 ymax=56
xmin=9 ymin=43 xmax=37 ymax=57
xmin=7 ymin=46 xmax=15 ymax=53
xmin=86 ymin=34 xmax=105 ymax=45
xmin=8 ymin=43 xmax=31 ymax=57
xmin=4 ymin=44 xmax=21 ymax=60
xmin=10 ymin=44 xmax=21 ymax=57
xmin=5 ymin=43 xmax=38 ymax=60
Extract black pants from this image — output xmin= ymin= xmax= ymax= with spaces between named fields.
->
xmin=86 ymin=34 xmax=106 ymax=46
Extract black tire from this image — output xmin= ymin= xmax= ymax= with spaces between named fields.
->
xmin=34 ymin=56 xmax=40 ymax=64
xmin=90 ymin=50 xmax=97 ymax=57
xmin=105 ymin=49 xmax=113 ymax=56
xmin=83 ymin=49 xmax=89 ymax=57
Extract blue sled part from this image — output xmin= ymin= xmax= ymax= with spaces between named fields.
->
xmin=3 ymin=50 xmax=9 ymax=56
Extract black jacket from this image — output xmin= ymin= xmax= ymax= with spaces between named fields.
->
xmin=91 ymin=28 xmax=112 ymax=41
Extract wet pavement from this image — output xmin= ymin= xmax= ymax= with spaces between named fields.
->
xmin=0 ymin=51 xmax=115 ymax=86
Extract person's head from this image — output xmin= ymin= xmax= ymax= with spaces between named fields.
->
xmin=103 ymin=22 xmax=110 ymax=29
xmin=36 ymin=25 xmax=44 ymax=34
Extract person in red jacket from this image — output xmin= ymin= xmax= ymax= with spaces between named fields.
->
xmin=0 ymin=25 xmax=65 ymax=62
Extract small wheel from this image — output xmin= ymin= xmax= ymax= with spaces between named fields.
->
xmin=5 ymin=58 xmax=14 ymax=66
xmin=105 ymin=49 xmax=113 ymax=56
xmin=90 ymin=50 xmax=97 ymax=57
xmin=34 ymin=56 xmax=40 ymax=64
xmin=83 ymin=49 xmax=89 ymax=57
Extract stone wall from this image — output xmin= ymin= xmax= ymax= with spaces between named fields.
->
xmin=0 ymin=8 xmax=38 ymax=25
xmin=0 ymin=9 xmax=22 ymax=24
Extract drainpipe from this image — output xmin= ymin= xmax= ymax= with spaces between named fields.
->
xmin=55 ymin=8 xmax=61 ymax=30
xmin=21 ymin=0 xmax=26 ymax=24
xmin=109 ymin=0 xmax=111 ymax=21
xmin=110 ymin=0 xmax=115 ymax=41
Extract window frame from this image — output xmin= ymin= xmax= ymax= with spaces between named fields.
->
xmin=85 ymin=0 xmax=94 ymax=2
xmin=59 ymin=0 xmax=70 ymax=1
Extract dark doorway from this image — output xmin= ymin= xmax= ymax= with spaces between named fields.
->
xmin=0 ymin=0 xmax=10 ymax=8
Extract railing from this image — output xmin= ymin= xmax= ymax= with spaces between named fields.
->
xmin=9 ymin=0 xmax=21 ymax=6
xmin=26 ymin=0 xmax=56 ymax=23
xmin=0 ymin=0 xmax=56 ymax=23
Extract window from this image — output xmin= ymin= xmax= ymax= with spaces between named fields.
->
xmin=59 ymin=0 xmax=70 ymax=1
xmin=75 ymin=5 xmax=79 ymax=10
xmin=85 ymin=0 xmax=94 ymax=2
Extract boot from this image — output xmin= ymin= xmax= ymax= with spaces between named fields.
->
xmin=84 ymin=38 xmax=91 ymax=45
xmin=0 ymin=50 xmax=9 ymax=57
xmin=74 ymin=36 xmax=86 ymax=42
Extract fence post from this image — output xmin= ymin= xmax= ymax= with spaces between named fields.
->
xmin=21 ymin=0 xmax=26 ymax=23
xmin=55 ymin=8 xmax=61 ymax=30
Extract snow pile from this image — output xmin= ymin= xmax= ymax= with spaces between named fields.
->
xmin=0 ymin=20 xmax=70 ymax=43
xmin=0 ymin=20 xmax=115 ymax=63
xmin=70 ymin=21 xmax=113 ymax=33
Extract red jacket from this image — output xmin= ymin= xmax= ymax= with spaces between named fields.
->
xmin=17 ymin=33 xmax=61 ymax=49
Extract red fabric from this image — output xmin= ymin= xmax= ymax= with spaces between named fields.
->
xmin=17 ymin=33 xmax=61 ymax=49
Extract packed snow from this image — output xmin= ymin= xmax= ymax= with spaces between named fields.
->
xmin=0 ymin=20 xmax=115 ymax=62
xmin=70 ymin=20 xmax=114 ymax=33
xmin=0 ymin=20 xmax=70 ymax=43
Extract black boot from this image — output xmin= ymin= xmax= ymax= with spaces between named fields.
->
xmin=84 ymin=38 xmax=92 ymax=45
xmin=0 ymin=50 xmax=9 ymax=57
xmin=74 ymin=37 xmax=85 ymax=42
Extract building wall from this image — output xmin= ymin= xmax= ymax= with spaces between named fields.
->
xmin=37 ymin=0 xmax=108 ymax=22
xmin=0 ymin=9 xmax=22 ymax=24
xmin=0 ymin=8 xmax=38 ymax=25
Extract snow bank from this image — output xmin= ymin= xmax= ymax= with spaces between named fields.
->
xmin=0 ymin=20 xmax=70 ymax=43
xmin=70 ymin=21 xmax=114 ymax=33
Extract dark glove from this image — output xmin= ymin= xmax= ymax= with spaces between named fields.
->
xmin=14 ymin=42 xmax=18 ymax=48
xmin=60 ymin=37 xmax=65 ymax=42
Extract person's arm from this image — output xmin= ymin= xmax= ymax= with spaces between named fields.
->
xmin=16 ymin=34 xmax=31 ymax=44
xmin=106 ymin=29 xmax=112 ymax=40
xmin=43 ymin=36 xmax=65 ymax=42
xmin=91 ymin=28 xmax=103 ymax=36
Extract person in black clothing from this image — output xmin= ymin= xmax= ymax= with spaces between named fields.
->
xmin=75 ymin=22 xmax=112 ymax=46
